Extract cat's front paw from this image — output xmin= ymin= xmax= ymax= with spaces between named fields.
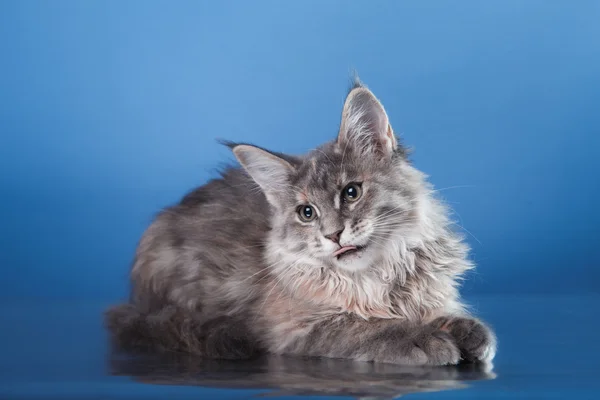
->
xmin=396 ymin=323 xmax=461 ymax=366
xmin=441 ymin=317 xmax=497 ymax=363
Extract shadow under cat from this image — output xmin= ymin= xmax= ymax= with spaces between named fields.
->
xmin=108 ymin=351 xmax=496 ymax=399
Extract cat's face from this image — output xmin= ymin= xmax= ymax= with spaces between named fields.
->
xmin=266 ymin=143 xmax=417 ymax=272
xmin=234 ymin=83 xmax=419 ymax=272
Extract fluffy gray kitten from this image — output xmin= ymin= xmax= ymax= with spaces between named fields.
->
xmin=106 ymin=80 xmax=496 ymax=366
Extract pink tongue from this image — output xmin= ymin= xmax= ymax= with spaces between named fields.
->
xmin=333 ymin=246 xmax=357 ymax=257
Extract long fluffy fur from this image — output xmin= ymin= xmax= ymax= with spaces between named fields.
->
xmin=105 ymin=304 xmax=260 ymax=359
xmin=105 ymin=81 xmax=495 ymax=365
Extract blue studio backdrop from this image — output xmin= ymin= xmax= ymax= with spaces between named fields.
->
xmin=2 ymin=2 xmax=600 ymax=399
xmin=1 ymin=1 xmax=599 ymax=301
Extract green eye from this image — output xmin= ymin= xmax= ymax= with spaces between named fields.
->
xmin=298 ymin=205 xmax=317 ymax=222
xmin=342 ymin=183 xmax=362 ymax=202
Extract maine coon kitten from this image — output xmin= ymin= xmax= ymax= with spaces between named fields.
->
xmin=106 ymin=80 xmax=496 ymax=365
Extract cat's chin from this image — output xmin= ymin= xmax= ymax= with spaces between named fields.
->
xmin=333 ymin=249 xmax=374 ymax=272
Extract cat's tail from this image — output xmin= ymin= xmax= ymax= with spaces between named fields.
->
xmin=104 ymin=303 xmax=260 ymax=360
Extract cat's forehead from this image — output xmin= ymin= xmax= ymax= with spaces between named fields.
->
xmin=291 ymin=144 xmax=365 ymax=198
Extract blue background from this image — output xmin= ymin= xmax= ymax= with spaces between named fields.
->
xmin=1 ymin=2 xmax=600 ymax=400
xmin=1 ymin=0 xmax=599 ymax=301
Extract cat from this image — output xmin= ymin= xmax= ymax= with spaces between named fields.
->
xmin=105 ymin=79 xmax=496 ymax=366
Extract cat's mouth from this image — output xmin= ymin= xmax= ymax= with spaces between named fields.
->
xmin=333 ymin=245 xmax=365 ymax=259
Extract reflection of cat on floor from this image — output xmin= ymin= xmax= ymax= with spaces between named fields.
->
xmin=109 ymin=352 xmax=495 ymax=399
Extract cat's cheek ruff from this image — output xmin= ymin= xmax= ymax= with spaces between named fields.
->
xmin=264 ymin=161 xmax=473 ymax=323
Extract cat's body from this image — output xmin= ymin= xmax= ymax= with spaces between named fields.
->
xmin=106 ymin=81 xmax=496 ymax=365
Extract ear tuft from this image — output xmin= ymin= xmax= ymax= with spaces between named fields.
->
xmin=349 ymin=69 xmax=363 ymax=91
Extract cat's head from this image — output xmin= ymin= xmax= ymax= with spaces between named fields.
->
xmin=231 ymin=82 xmax=425 ymax=273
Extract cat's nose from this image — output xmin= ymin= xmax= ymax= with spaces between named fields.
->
xmin=324 ymin=228 xmax=344 ymax=244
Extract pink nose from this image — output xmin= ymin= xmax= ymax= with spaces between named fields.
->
xmin=324 ymin=228 xmax=344 ymax=243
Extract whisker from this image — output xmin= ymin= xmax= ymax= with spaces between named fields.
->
xmin=272 ymin=265 xmax=304 ymax=316
xmin=253 ymin=272 xmax=288 ymax=323
xmin=450 ymin=222 xmax=482 ymax=245
xmin=370 ymin=206 xmax=420 ymax=223
xmin=253 ymin=258 xmax=308 ymax=322
xmin=432 ymin=185 xmax=476 ymax=193
xmin=242 ymin=249 xmax=312 ymax=284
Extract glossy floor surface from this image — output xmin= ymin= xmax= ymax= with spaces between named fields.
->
xmin=0 ymin=295 xmax=598 ymax=399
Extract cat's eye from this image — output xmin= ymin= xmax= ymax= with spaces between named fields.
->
xmin=297 ymin=205 xmax=317 ymax=222
xmin=342 ymin=183 xmax=362 ymax=202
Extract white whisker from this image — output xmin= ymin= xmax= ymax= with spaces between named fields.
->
xmin=433 ymin=185 xmax=476 ymax=193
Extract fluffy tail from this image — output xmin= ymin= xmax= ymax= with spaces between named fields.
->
xmin=104 ymin=303 xmax=260 ymax=360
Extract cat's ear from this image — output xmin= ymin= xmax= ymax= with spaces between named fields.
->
xmin=337 ymin=84 xmax=397 ymax=158
xmin=232 ymin=144 xmax=295 ymax=202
